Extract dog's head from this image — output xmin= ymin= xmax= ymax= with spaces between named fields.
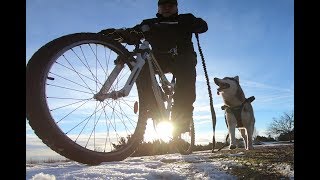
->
xmin=214 ymin=76 xmax=246 ymax=105
xmin=213 ymin=76 xmax=240 ymax=96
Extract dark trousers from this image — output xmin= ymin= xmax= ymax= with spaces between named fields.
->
xmin=137 ymin=51 xmax=197 ymax=123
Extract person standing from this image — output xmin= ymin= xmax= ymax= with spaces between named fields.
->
xmin=99 ymin=0 xmax=208 ymax=136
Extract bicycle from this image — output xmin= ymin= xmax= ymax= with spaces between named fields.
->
xmin=26 ymin=29 xmax=196 ymax=165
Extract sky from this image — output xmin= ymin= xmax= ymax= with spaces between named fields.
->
xmin=26 ymin=0 xmax=294 ymax=160
xmin=26 ymin=143 xmax=294 ymax=180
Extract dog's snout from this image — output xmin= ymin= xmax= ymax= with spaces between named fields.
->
xmin=214 ymin=78 xmax=218 ymax=83
xmin=214 ymin=78 xmax=220 ymax=85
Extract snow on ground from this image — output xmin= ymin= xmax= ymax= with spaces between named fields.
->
xmin=27 ymin=151 xmax=237 ymax=180
xmin=26 ymin=143 xmax=294 ymax=180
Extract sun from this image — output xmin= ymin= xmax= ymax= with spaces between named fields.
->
xmin=155 ymin=121 xmax=174 ymax=142
xmin=143 ymin=119 xmax=173 ymax=143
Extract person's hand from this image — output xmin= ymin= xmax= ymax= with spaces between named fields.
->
xmin=178 ymin=14 xmax=208 ymax=33
xmin=99 ymin=28 xmax=141 ymax=45
xmin=98 ymin=28 xmax=117 ymax=36
xmin=98 ymin=28 xmax=126 ymax=43
xmin=178 ymin=13 xmax=197 ymax=32
xmin=121 ymin=28 xmax=142 ymax=45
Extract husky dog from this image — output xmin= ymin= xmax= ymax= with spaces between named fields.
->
xmin=214 ymin=76 xmax=255 ymax=150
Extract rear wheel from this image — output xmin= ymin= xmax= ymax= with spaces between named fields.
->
xmin=26 ymin=33 xmax=148 ymax=165
xmin=152 ymin=72 xmax=195 ymax=155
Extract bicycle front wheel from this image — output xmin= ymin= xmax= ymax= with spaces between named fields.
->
xmin=26 ymin=33 xmax=148 ymax=165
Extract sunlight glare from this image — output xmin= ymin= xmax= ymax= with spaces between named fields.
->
xmin=143 ymin=119 xmax=173 ymax=143
xmin=155 ymin=121 xmax=173 ymax=142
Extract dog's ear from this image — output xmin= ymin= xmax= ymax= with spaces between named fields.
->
xmin=234 ymin=76 xmax=239 ymax=83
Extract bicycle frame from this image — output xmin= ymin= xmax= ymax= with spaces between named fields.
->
xmin=94 ymin=40 xmax=175 ymax=123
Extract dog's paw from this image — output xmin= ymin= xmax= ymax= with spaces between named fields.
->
xmin=229 ymin=144 xmax=236 ymax=150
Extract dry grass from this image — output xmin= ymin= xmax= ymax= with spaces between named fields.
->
xmin=210 ymin=143 xmax=294 ymax=179
xmin=26 ymin=158 xmax=71 ymax=164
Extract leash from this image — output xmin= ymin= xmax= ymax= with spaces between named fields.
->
xmin=195 ymin=33 xmax=217 ymax=152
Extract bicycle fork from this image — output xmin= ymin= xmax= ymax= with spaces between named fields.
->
xmin=93 ymin=54 xmax=145 ymax=101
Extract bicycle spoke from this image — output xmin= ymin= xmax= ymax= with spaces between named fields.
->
xmin=85 ymin=101 xmax=104 ymax=149
xmin=49 ymin=97 xmax=92 ymax=111
xmin=71 ymin=47 xmax=103 ymax=86
xmin=73 ymin=103 xmax=100 ymax=143
xmin=56 ymin=98 xmax=92 ymax=123
xmin=103 ymin=100 xmax=130 ymax=150
xmin=117 ymin=99 xmax=137 ymax=128
xmin=46 ymin=83 xmax=93 ymax=95
xmin=49 ymin=72 xmax=93 ymax=91
xmin=104 ymin=47 xmax=111 ymax=83
xmin=54 ymin=61 xmax=100 ymax=86
xmin=89 ymin=44 xmax=108 ymax=76
xmin=47 ymin=97 xmax=91 ymax=101
xmin=104 ymin=99 xmax=137 ymax=131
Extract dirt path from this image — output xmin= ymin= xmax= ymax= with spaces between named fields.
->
xmin=210 ymin=143 xmax=294 ymax=179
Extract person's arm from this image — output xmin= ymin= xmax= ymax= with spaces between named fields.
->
xmin=178 ymin=13 xmax=208 ymax=33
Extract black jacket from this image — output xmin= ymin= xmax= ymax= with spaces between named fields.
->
xmin=133 ymin=13 xmax=208 ymax=54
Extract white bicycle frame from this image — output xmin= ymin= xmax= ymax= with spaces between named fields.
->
xmin=94 ymin=40 xmax=175 ymax=122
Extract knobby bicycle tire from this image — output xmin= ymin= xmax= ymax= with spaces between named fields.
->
xmin=26 ymin=33 xmax=148 ymax=165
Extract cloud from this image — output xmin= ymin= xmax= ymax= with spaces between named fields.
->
xmin=240 ymin=79 xmax=293 ymax=92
